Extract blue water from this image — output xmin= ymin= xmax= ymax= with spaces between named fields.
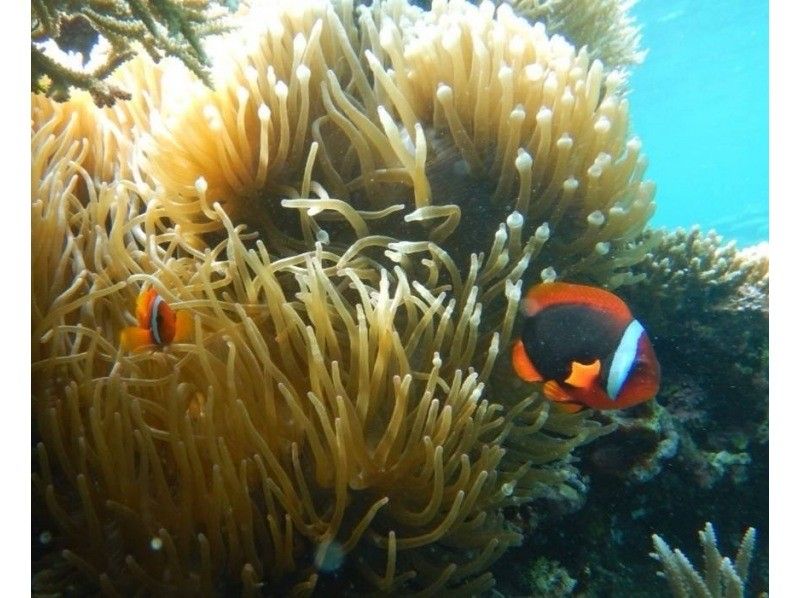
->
xmin=627 ymin=0 xmax=769 ymax=247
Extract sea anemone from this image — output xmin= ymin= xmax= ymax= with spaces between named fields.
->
xmin=31 ymin=53 xmax=195 ymax=187
xmin=32 ymin=122 xmax=609 ymax=593
xmin=32 ymin=0 xmax=647 ymax=593
xmin=133 ymin=0 xmax=654 ymax=285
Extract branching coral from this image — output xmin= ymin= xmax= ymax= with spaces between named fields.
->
xmin=625 ymin=227 xmax=768 ymax=320
xmin=502 ymin=0 xmax=646 ymax=79
xmin=32 ymin=92 xmax=611 ymax=594
xmin=651 ymin=523 xmax=757 ymax=598
xmin=32 ymin=0 xmax=232 ymax=106
xmin=131 ymin=0 xmax=655 ymax=286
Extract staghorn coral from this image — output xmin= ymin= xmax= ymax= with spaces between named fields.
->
xmin=32 ymin=83 xmax=612 ymax=594
xmin=128 ymin=0 xmax=656 ymax=286
xmin=32 ymin=0 xmax=232 ymax=106
xmin=651 ymin=523 xmax=757 ymax=598
xmin=502 ymin=0 xmax=646 ymax=79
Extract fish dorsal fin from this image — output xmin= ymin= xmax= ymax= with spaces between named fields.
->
xmin=512 ymin=340 xmax=544 ymax=382
xmin=522 ymin=282 xmax=632 ymax=324
xmin=564 ymin=359 xmax=601 ymax=389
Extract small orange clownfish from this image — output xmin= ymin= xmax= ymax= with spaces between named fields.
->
xmin=512 ymin=282 xmax=660 ymax=413
xmin=120 ymin=288 xmax=192 ymax=352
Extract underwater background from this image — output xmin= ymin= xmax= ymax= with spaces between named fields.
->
xmin=627 ymin=0 xmax=769 ymax=248
xmin=31 ymin=0 xmax=769 ymax=596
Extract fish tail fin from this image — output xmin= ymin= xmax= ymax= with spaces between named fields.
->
xmin=120 ymin=327 xmax=152 ymax=352
xmin=173 ymin=310 xmax=193 ymax=343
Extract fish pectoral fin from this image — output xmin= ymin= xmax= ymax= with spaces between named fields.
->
xmin=564 ymin=359 xmax=601 ymax=389
xmin=120 ymin=327 xmax=152 ymax=352
xmin=554 ymin=401 xmax=585 ymax=414
xmin=543 ymin=382 xmax=585 ymax=413
xmin=543 ymin=381 xmax=573 ymax=403
xmin=512 ymin=340 xmax=544 ymax=382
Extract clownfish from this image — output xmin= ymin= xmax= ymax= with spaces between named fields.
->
xmin=120 ymin=288 xmax=192 ymax=352
xmin=512 ymin=282 xmax=660 ymax=413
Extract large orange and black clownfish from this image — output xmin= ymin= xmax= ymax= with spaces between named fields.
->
xmin=512 ymin=282 xmax=660 ymax=413
xmin=120 ymin=288 xmax=192 ymax=352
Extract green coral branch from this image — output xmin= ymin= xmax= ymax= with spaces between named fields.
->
xmin=31 ymin=0 xmax=234 ymax=106
xmin=31 ymin=43 xmax=135 ymax=105
xmin=31 ymin=0 xmax=59 ymax=39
